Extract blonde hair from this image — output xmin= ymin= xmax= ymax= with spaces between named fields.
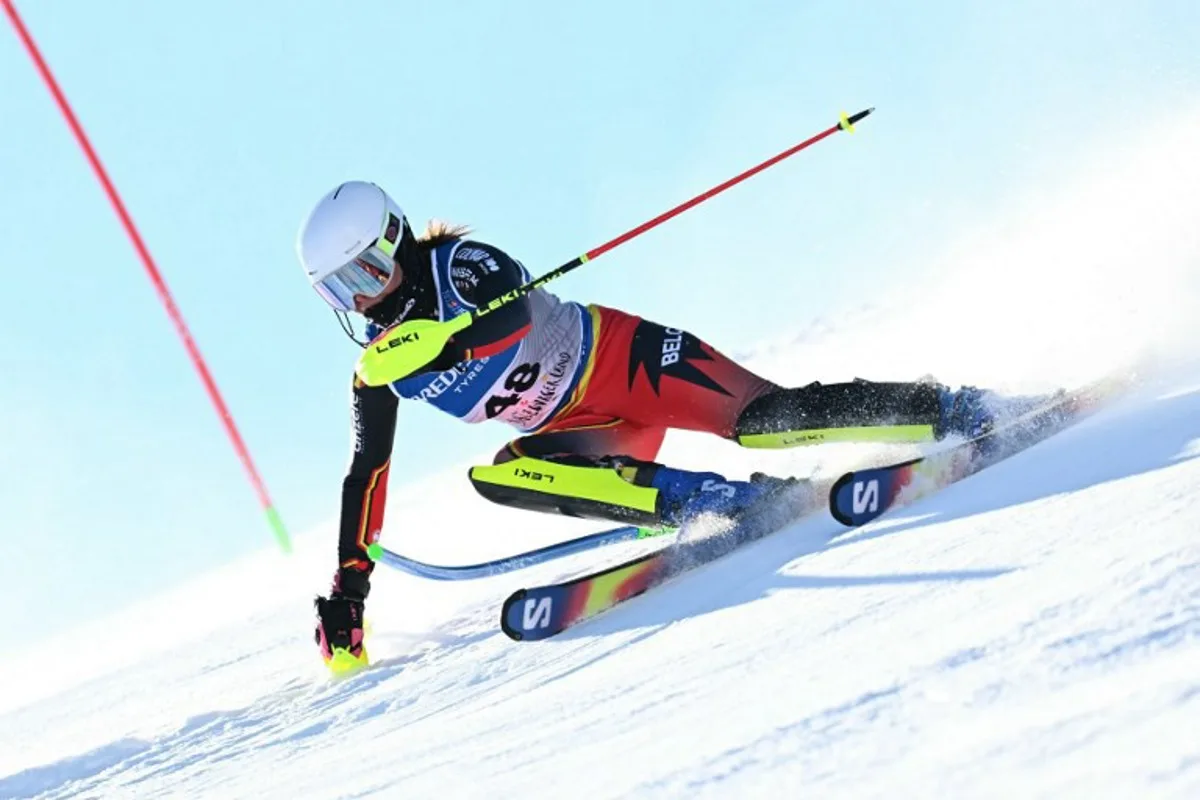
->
xmin=416 ymin=219 xmax=472 ymax=248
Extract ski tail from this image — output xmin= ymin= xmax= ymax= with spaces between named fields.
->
xmin=500 ymin=481 xmax=820 ymax=640
xmin=829 ymin=456 xmax=924 ymax=527
xmin=829 ymin=370 xmax=1138 ymax=527
xmin=501 ymin=551 xmax=666 ymax=640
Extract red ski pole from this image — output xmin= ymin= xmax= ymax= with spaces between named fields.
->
xmin=485 ymin=108 xmax=874 ymax=315
xmin=359 ymin=107 xmax=874 ymax=386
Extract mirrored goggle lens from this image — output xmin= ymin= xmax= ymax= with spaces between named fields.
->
xmin=313 ymin=246 xmax=395 ymax=311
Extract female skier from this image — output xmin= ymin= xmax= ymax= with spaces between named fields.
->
xmin=298 ymin=181 xmax=1004 ymax=674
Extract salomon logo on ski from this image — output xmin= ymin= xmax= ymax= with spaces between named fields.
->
xmin=523 ymin=597 xmax=553 ymax=629
xmin=853 ymin=479 xmax=880 ymax=514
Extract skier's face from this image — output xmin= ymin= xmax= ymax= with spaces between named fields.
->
xmin=353 ymin=259 xmax=404 ymax=313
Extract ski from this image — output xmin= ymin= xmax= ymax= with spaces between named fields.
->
xmin=499 ymin=373 xmax=1137 ymax=640
xmin=829 ymin=372 xmax=1135 ymax=527
xmin=500 ymin=484 xmax=824 ymax=640
xmin=369 ymin=524 xmax=675 ymax=581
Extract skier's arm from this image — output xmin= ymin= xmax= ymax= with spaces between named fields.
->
xmin=446 ymin=242 xmax=532 ymax=359
xmin=333 ymin=377 xmax=399 ymax=600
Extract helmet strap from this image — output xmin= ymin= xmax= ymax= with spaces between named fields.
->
xmin=334 ymin=309 xmax=369 ymax=349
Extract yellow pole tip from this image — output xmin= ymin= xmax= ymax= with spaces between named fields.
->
xmin=839 ymin=111 xmax=855 ymax=133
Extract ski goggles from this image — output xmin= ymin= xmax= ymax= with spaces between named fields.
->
xmin=313 ymin=242 xmax=397 ymax=312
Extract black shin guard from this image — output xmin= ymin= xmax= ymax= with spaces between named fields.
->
xmin=735 ymin=380 xmax=943 ymax=445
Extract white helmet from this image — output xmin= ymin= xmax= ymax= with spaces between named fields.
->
xmin=296 ymin=181 xmax=407 ymax=312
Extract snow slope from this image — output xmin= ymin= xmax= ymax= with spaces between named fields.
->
xmin=2 ymin=364 xmax=1198 ymax=799
xmin=4 ymin=109 xmax=1200 ymax=799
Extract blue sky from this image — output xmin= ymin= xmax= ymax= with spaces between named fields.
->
xmin=2 ymin=0 xmax=1197 ymax=649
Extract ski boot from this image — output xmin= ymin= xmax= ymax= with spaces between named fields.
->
xmin=315 ymin=593 xmax=369 ymax=676
xmin=937 ymin=385 xmax=996 ymax=439
xmin=649 ymin=467 xmax=807 ymax=527
xmin=937 ymin=385 xmax=1066 ymax=444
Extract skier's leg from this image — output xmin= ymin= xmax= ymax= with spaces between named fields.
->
xmin=495 ymin=416 xmax=668 ymax=464
xmin=470 ymin=306 xmax=984 ymax=524
xmin=734 ymin=379 xmax=1054 ymax=447
xmin=558 ymin=306 xmax=958 ymax=446
xmin=468 ymin=302 xmax=796 ymax=524
xmin=471 ymin=419 xmax=666 ymax=525
xmin=470 ymin=421 xmax=802 ymax=527
xmin=734 ymin=379 xmax=946 ymax=448
xmin=469 ymin=418 xmax=661 ymax=524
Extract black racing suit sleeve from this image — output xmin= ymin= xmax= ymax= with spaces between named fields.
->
xmin=333 ymin=378 xmax=399 ymax=601
xmin=446 ymin=241 xmax=532 ymax=360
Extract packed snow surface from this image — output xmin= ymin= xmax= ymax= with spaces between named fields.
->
xmin=1 ymin=364 xmax=1197 ymax=798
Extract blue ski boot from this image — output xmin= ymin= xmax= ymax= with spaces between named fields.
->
xmin=937 ymin=385 xmax=1065 ymax=440
xmin=937 ymin=385 xmax=996 ymax=439
xmin=650 ymin=466 xmax=805 ymax=527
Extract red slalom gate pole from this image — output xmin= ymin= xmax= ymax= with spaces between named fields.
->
xmin=3 ymin=0 xmax=292 ymax=554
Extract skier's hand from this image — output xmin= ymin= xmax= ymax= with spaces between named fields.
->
xmin=356 ymin=315 xmax=471 ymax=386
